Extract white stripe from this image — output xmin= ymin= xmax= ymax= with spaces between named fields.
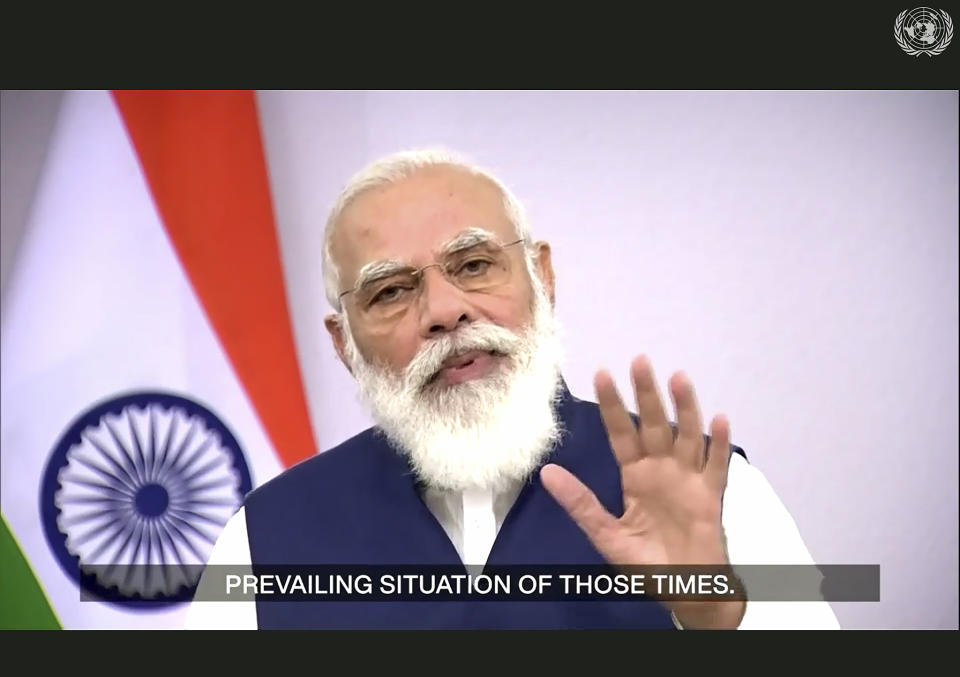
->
xmin=0 ymin=90 xmax=284 ymax=629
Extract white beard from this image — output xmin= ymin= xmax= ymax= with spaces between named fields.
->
xmin=342 ymin=279 xmax=565 ymax=492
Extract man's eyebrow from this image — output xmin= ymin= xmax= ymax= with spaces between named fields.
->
xmin=353 ymin=259 xmax=414 ymax=289
xmin=438 ymin=228 xmax=498 ymax=256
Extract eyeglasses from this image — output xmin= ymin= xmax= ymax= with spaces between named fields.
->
xmin=338 ymin=238 xmax=526 ymax=324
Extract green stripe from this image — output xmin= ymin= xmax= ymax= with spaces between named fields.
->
xmin=0 ymin=513 xmax=61 ymax=629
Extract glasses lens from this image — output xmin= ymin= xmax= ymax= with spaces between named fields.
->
xmin=357 ymin=270 xmax=420 ymax=320
xmin=443 ymin=243 xmax=513 ymax=292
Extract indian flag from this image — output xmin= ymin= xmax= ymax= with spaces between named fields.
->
xmin=0 ymin=90 xmax=317 ymax=629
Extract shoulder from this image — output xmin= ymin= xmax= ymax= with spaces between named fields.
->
xmin=721 ymin=453 xmax=818 ymax=565
xmin=243 ymin=426 xmax=395 ymax=508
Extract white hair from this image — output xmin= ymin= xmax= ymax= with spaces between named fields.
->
xmin=323 ymin=148 xmax=537 ymax=312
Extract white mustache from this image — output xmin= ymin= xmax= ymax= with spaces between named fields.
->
xmin=403 ymin=322 xmax=525 ymax=390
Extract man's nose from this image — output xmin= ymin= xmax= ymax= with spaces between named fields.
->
xmin=417 ymin=266 xmax=473 ymax=336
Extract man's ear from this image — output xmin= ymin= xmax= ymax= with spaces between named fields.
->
xmin=532 ymin=240 xmax=556 ymax=307
xmin=324 ymin=313 xmax=353 ymax=375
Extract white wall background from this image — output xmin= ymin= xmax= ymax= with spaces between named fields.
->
xmin=256 ymin=91 xmax=959 ymax=631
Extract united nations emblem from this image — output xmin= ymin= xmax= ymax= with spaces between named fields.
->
xmin=895 ymin=7 xmax=953 ymax=56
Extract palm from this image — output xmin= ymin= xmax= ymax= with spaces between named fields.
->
xmin=540 ymin=356 xmax=742 ymax=628
xmin=612 ymin=456 xmax=726 ymax=566
xmin=541 ymin=356 xmax=731 ymax=569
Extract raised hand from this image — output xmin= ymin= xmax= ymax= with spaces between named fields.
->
xmin=540 ymin=355 xmax=745 ymax=629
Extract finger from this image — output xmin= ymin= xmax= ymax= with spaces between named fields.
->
xmin=594 ymin=369 xmax=643 ymax=464
xmin=704 ymin=414 xmax=732 ymax=491
xmin=540 ymin=463 xmax=621 ymax=556
xmin=669 ymin=371 xmax=705 ymax=470
xmin=630 ymin=355 xmax=673 ymax=456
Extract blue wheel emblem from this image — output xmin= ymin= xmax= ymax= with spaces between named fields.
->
xmin=40 ymin=392 xmax=253 ymax=606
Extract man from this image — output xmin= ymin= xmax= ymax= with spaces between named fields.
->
xmin=186 ymin=149 xmax=840 ymax=630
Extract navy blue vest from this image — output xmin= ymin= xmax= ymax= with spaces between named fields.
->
xmin=243 ymin=381 xmax=745 ymax=629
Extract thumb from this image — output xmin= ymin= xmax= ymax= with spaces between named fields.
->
xmin=540 ymin=463 xmax=619 ymax=554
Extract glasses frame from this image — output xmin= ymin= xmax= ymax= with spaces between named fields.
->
xmin=337 ymin=238 xmax=527 ymax=312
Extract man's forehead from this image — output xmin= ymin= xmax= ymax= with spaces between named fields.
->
xmin=332 ymin=168 xmax=516 ymax=274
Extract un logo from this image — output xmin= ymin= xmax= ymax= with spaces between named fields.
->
xmin=895 ymin=7 xmax=953 ymax=56
xmin=40 ymin=392 xmax=253 ymax=606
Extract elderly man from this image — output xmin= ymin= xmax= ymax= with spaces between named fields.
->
xmin=186 ymin=149 xmax=840 ymax=630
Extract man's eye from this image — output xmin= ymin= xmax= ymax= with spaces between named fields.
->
xmin=370 ymin=285 xmax=409 ymax=305
xmin=457 ymin=258 xmax=492 ymax=277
